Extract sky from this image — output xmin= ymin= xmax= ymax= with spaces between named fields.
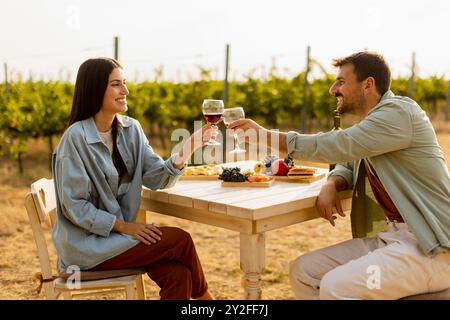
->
xmin=1 ymin=0 xmax=450 ymax=82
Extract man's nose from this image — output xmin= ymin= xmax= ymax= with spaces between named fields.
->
xmin=329 ymin=83 xmax=337 ymax=96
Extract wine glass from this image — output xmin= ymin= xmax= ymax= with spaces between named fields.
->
xmin=223 ymin=107 xmax=246 ymax=154
xmin=202 ymin=99 xmax=224 ymax=146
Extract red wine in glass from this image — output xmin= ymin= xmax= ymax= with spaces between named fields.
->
xmin=203 ymin=113 xmax=223 ymax=125
xmin=202 ymin=99 xmax=224 ymax=146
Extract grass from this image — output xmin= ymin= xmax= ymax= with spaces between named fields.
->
xmin=0 ymin=123 xmax=449 ymax=300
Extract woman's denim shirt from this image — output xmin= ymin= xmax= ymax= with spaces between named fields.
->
xmin=52 ymin=115 xmax=184 ymax=270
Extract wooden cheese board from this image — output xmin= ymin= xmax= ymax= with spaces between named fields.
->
xmin=179 ymin=175 xmax=220 ymax=181
xmin=272 ymin=172 xmax=325 ymax=183
xmin=221 ymin=179 xmax=274 ymax=188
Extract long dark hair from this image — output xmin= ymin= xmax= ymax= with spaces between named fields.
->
xmin=70 ymin=57 xmax=122 ymax=125
xmin=70 ymin=58 xmax=127 ymax=177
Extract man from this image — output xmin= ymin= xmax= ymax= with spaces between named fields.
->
xmin=229 ymin=51 xmax=450 ymax=299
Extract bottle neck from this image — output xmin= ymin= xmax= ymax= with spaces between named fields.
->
xmin=333 ymin=111 xmax=341 ymax=130
xmin=329 ymin=110 xmax=341 ymax=170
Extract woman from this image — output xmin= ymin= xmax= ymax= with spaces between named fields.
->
xmin=52 ymin=57 xmax=214 ymax=300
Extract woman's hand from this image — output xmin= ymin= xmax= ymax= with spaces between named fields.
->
xmin=172 ymin=124 xmax=219 ymax=169
xmin=114 ymin=220 xmax=162 ymax=245
xmin=193 ymin=123 xmax=219 ymax=147
xmin=315 ymin=181 xmax=345 ymax=227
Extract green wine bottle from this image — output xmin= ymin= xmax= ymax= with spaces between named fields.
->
xmin=329 ymin=109 xmax=342 ymax=171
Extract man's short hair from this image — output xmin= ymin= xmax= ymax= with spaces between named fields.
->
xmin=332 ymin=51 xmax=391 ymax=95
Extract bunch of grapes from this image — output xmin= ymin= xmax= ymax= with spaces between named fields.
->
xmin=218 ymin=167 xmax=246 ymax=182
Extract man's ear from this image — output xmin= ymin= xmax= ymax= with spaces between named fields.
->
xmin=364 ymin=77 xmax=376 ymax=91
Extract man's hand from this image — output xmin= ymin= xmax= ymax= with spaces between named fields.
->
xmin=114 ymin=220 xmax=162 ymax=245
xmin=228 ymin=119 xmax=267 ymax=145
xmin=228 ymin=118 xmax=289 ymax=153
xmin=315 ymin=179 xmax=346 ymax=227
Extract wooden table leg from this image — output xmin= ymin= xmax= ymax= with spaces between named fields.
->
xmin=239 ymin=233 xmax=265 ymax=300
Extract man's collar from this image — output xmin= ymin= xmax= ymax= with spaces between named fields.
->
xmin=367 ymin=90 xmax=395 ymax=116
xmin=380 ymin=90 xmax=395 ymax=102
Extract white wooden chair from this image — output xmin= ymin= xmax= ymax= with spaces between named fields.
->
xmin=24 ymin=178 xmax=147 ymax=300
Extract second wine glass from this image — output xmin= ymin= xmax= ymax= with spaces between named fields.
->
xmin=223 ymin=107 xmax=246 ymax=154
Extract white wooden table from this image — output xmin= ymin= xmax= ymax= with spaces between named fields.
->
xmin=138 ymin=161 xmax=352 ymax=299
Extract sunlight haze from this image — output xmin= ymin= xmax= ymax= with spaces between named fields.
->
xmin=1 ymin=0 xmax=449 ymax=82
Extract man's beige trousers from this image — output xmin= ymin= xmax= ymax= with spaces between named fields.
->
xmin=289 ymin=221 xmax=450 ymax=299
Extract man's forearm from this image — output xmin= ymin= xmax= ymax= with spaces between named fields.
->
xmin=266 ymin=130 xmax=288 ymax=154
xmin=266 ymin=131 xmax=349 ymax=191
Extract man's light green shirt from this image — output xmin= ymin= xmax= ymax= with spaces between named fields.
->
xmin=287 ymin=91 xmax=450 ymax=255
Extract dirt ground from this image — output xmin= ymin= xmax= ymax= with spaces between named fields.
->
xmin=1 ymin=129 xmax=449 ymax=300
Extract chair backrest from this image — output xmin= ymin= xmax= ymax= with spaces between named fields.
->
xmin=24 ymin=178 xmax=57 ymax=281
xmin=30 ymin=178 xmax=57 ymax=227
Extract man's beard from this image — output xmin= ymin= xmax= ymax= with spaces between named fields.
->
xmin=336 ymin=94 xmax=365 ymax=115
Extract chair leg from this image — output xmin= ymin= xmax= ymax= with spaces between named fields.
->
xmin=125 ymin=284 xmax=136 ymax=300
xmin=136 ymin=275 xmax=146 ymax=300
xmin=43 ymin=282 xmax=58 ymax=300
